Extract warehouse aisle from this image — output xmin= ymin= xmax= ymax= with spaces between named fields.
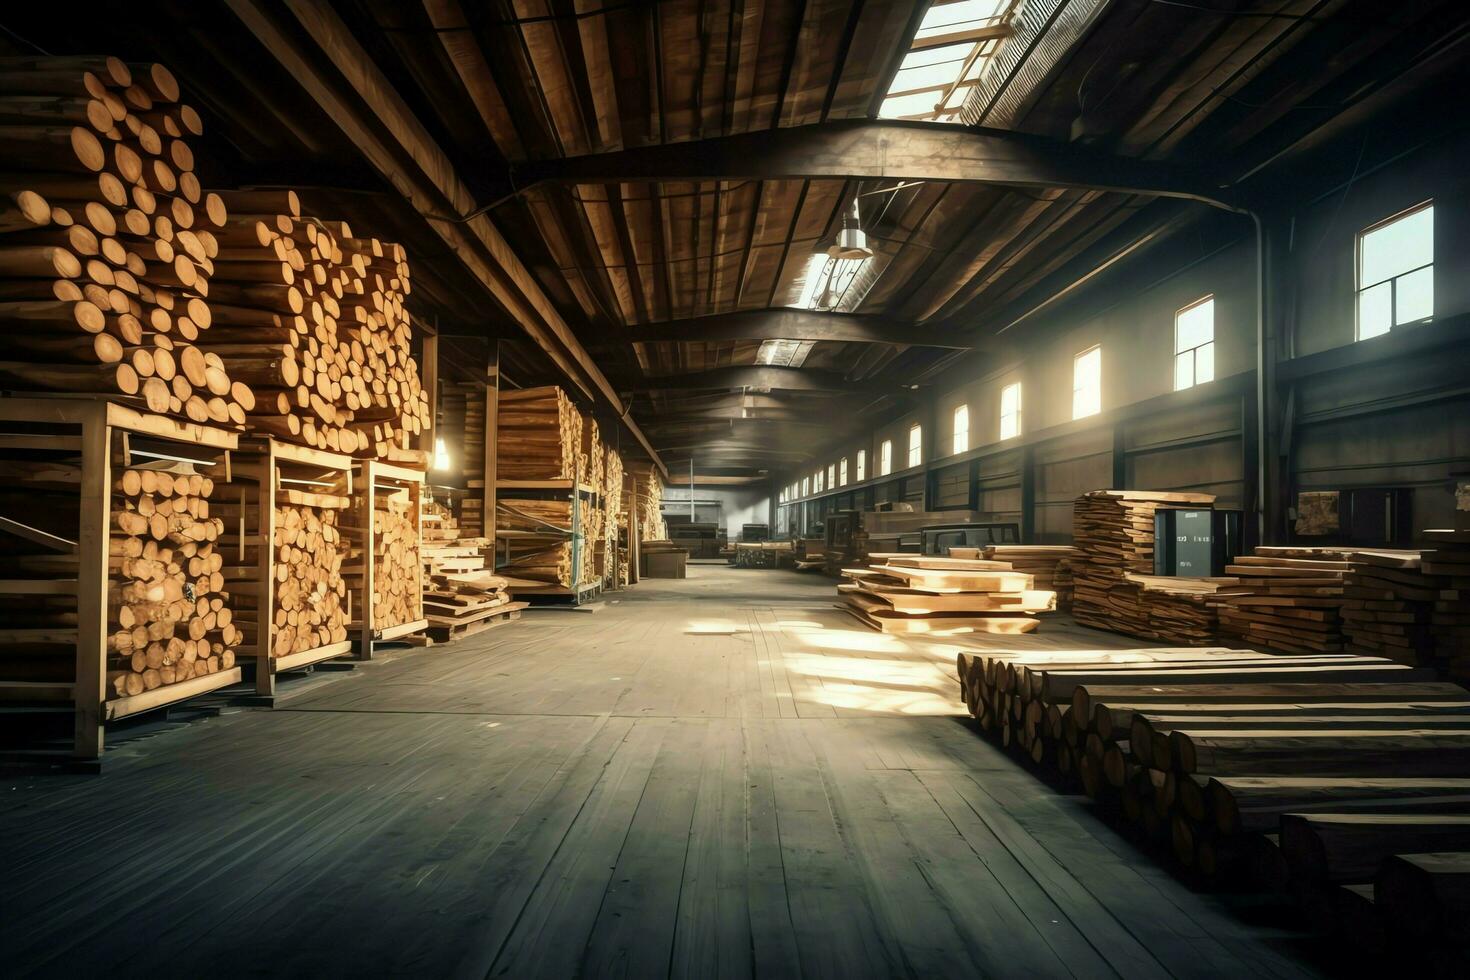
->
xmin=1 ymin=566 xmax=1324 ymax=978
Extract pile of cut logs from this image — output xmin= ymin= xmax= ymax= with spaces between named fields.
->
xmin=0 ymin=55 xmax=251 ymax=423
xmin=195 ymin=188 xmax=429 ymax=455
xmin=496 ymin=385 xmax=580 ymax=480
xmin=110 ymin=467 xmax=240 ymax=695
xmin=344 ymin=480 xmax=421 ymax=628
xmin=956 ymin=645 xmax=1470 ymax=965
xmin=838 ymin=554 xmax=1054 ymax=634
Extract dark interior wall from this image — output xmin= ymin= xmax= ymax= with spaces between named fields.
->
xmin=773 ymin=126 xmax=1470 ymax=546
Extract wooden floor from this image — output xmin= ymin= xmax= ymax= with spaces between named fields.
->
xmin=1 ymin=566 xmax=1332 ymax=977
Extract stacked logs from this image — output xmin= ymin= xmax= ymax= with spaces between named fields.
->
xmin=110 ymin=467 xmax=240 ymax=696
xmin=195 ymin=189 xmax=430 ymax=455
xmin=0 ymin=55 xmax=252 ymax=424
xmin=496 ymin=497 xmax=590 ymax=588
xmin=496 ymin=385 xmax=580 ymax=480
xmin=353 ymin=482 xmax=421 ymax=628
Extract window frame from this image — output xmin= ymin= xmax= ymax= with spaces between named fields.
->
xmin=1073 ymin=345 xmax=1102 ymax=420
xmin=952 ymin=404 xmax=969 ymax=455
xmin=839 ymin=457 xmax=849 ymax=486
xmin=857 ymin=450 xmax=867 ymax=482
xmin=907 ymin=424 xmax=922 ymax=468
xmin=827 ymin=463 xmax=835 ymax=489
xmin=999 ymin=382 xmax=1021 ymax=440
xmin=879 ymin=440 xmax=893 ymax=476
xmin=1355 ymin=200 xmax=1434 ymax=341
xmin=1173 ymin=295 xmax=1216 ymax=391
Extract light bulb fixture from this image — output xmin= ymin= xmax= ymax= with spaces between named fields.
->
xmin=828 ymin=198 xmax=874 ymax=260
xmin=432 ymin=436 xmax=451 ymax=471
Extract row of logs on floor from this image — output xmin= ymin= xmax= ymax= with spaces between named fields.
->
xmin=956 ymin=647 xmax=1470 ymax=969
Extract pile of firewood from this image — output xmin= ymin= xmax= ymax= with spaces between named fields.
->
xmin=365 ymin=486 xmax=420 ymax=628
xmin=496 ymin=385 xmax=580 ymax=480
xmin=196 ymin=188 xmax=429 ymax=455
xmin=0 ymin=55 xmax=253 ymax=423
xmin=110 ymin=468 xmax=240 ymax=696
xmin=268 ymin=502 xmax=347 ymax=656
xmin=1071 ymin=490 xmax=1216 ymax=634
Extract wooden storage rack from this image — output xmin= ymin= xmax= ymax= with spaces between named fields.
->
xmin=347 ymin=460 xmax=427 ymax=657
xmin=219 ymin=439 xmax=355 ymax=699
xmin=0 ymin=398 xmax=240 ymax=761
xmin=495 ymin=479 xmax=602 ymax=605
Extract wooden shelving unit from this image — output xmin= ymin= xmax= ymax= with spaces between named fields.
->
xmin=495 ymin=480 xmax=602 ymax=604
xmin=348 ymin=460 xmax=427 ymax=657
xmin=0 ymin=398 xmax=240 ymax=763
xmin=219 ymin=439 xmax=355 ymax=701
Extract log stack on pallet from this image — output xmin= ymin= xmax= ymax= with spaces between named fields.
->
xmin=420 ymin=497 xmax=524 ymax=642
xmin=955 ymin=645 xmax=1470 ymax=968
xmin=342 ymin=477 xmax=421 ymax=630
xmin=108 ymin=467 xmax=240 ymax=695
xmin=0 ymin=55 xmax=253 ymax=424
xmin=496 ymin=497 xmax=587 ymax=588
xmin=1071 ymin=490 xmax=1216 ymax=636
xmin=496 ymin=385 xmax=580 ymax=480
xmin=191 ymin=189 xmax=430 ymax=455
xmin=837 ymin=555 xmax=1055 ymax=634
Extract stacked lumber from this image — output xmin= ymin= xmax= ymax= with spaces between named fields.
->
xmin=1424 ymin=529 xmax=1470 ymax=679
xmin=1217 ymin=547 xmax=1354 ymax=653
xmin=101 ymin=467 xmax=239 ymax=696
xmin=1340 ymin=549 xmax=1443 ymax=667
xmin=599 ymin=446 xmax=623 ymax=585
xmin=953 ymin=544 xmax=1075 ymax=608
xmin=497 ymin=496 xmax=592 ymax=588
xmin=956 ymin=643 xmax=1470 ymax=963
xmin=837 ymin=555 xmax=1054 ymax=634
xmin=1129 ymin=574 xmax=1235 ymax=645
xmin=624 ymin=459 xmax=666 ymax=540
xmin=459 ymin=384 xmax=484 ymax=534
xmin=343 ymin=481 xmax=421 ymax=628
xmin=1071 ymin=490 xmax=1215 ymax=633
xmin=0 ymin=55 xmax=251 ymax=424
xmin=496 ymin=385 xmax=579 ymax=480
xmin=194 ymin=190 xmax=429 ymax=455
xmin=420 ymin=496 xmax=524 ymax=641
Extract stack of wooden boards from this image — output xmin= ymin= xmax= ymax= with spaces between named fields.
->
xmin=600 ymin=447 xmax=623 ymax=585
xmin=838 ymin=554 xmax=1055 ymax=634
xmin=1071 ymin=489 xmax=1217 ymax=638
xmin=624 ymin=459 xmax=666 ymax=540
xmin=1338 ymin=533 xmax=1470 ymax=679
xmin=1125 ymin=574 xmax=1235 ymax=645
xmin=1216 ymin=548 xmax=1354 ymax=653
xmin=496 ymin=496 xmax=591 ymax=588
xmin=952 ymin=545 xmax=1075 ymax=609
xmin=496 ymin=385 xmax=580 ymax=480
xmin=1426 ymin=529 xmax=1470 ymax=678
xmin=956 ymin=646 xmax=1470 ymax=966
xmin=420 ymin=497 xmax=524 ymax=642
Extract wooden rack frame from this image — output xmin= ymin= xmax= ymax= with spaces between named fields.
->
xmin=0 ymin=398 xmax=240 ymax=762
xmin=494 ymin=480 xmax=602 ymax=605
xmin=350 ymin=460 xmax=427 ymax=657
xmin=221 ymin=439 xmax=355 ymax=700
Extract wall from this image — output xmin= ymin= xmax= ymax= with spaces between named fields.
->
xmin=663 ymin=485 xmax=771 ymax=532
xmin=773 ymin=125 xmax=1470 ymax=547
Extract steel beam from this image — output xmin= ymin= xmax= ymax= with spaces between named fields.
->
xmin=620 ymin=366 xmax=912 ymax=394
xmin=509 ymin=120 xmax=1247 ymax=212
xmin=590 ymin=308 xmax=984 ymax=349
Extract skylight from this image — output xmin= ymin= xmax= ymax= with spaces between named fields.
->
xmin=879 ymin=1 xmax=1016 ymax=124
xmin=755 ymin=338 xmax=815 ymax=367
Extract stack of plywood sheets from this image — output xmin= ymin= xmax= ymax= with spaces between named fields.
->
xmin=837 ymin=555 xmax=1054 ymax=635
xmin=1071 ymin=489 xmax=1215 ymax=633
xmin=1217 ymin=548 xmax=1353 ymax=653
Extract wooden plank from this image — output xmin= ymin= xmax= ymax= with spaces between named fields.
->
xmin=104 ymin=667 xmax=242 ymax=721
xmin=273 ymin=640 xmax=354 ymax=673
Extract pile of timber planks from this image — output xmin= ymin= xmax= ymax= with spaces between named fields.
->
xmin=599 ymin=447 xmax=623 ymax=584
xmin=1425 ymin=530 xmax=1470 ymax=678
xmin=1071 ymin=490 xmax=1215 ymax=634
xmin=838 ymin=554 xmax=1054 ymax=634
xmin=956 ymin=645 xmax=1470 ymax=964
xmin=420 ymin=497 xmax=524 ymax=641
xmin=496 ymin=385 xmax=580 ymax=480
xmin=953 ymin=544 xmax=1076 ymax=609
xmin=1217 ymin=547 xmax=1354 ymax=653
xmin=496 ymin=496 xmax=591 ymax=588
xmin=108 ymin=467 xmax=240 ymax=695
xmin=624 ymin=459 xmax=666 ymax=540
xmin=1130 ymin=574 xmax=1235 ymax=645
xmin=0 ymin=56 xmax=252 ymax=423
xmin=1340 ymin=549 xmax=1443 ymax=667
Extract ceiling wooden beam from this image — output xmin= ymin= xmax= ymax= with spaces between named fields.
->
xmin=508 ymin=120 xmax=1248 ymax=211
xmin=591 ymin=308 xmax=981 ymax=349
xmin=228 ymin=0 xmax=668 ymax=478
xmin=621 ymin=366 xmax=915 ymax=394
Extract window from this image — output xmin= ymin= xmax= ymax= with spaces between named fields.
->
xmin=814 ymin=470 xmax=823 ymax=493
xmin=801 ymin=477 xmax=809 ymax=497
xmin=878 ymin=1 xmax=1016 ymax=124
xmin=1000 ymin=382 xmax=1021 ymax=440
xmin=907 ymin=424 xmax=922 ymax=468
xmin=1174 ymin=296 xmax=1215 ymax=391
xmin=1357 ymin=202 xmax=1433 ymax=340
xmin=839 ymin=458 xmax=849 ymax=486
xmin=1073 ymin=346 xmax=1101 ymax=419
xmin=856 ymin=450 xmax=867 ymax=481
xmin=827 ymin=464 xmax=835 ymax=489
xmin=952 ymin=404 xmax=969 ymax=455
xmin=879 ymin=440 xmax=893 ymax=476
